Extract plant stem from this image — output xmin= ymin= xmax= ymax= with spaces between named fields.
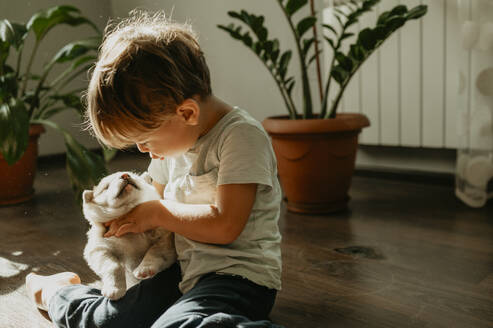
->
xmin=20 ymin=39 xmax=40 ymax=98
xmin=321 ymin=6 xmax=350 ymax=118
xmin=15 ymin=45 xmax=24 ymax=96
xmin=277 ymin=0 xmax=313 ymax=118
xmin=261 ymin=59 xmax=297 ymax=118
xmin=321 ymin=53 xmax=337 ymax=118
xmin=310 ymin=0 xmax=323 ymax=104
xmin=328 ymin=78 xmax=348 ymax=118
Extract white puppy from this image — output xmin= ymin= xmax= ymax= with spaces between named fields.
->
xmin=82 ymin=171 xmax=176 ymax=300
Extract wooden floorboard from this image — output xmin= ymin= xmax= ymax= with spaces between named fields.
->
xmin=0 ymin=152 xmax=492 ymax=328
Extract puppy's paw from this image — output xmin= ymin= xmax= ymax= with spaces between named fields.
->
xmin=133 ymin=265 xmax=157 ymax=280
xmin=101 ymin=285 xmax=126 ymax=300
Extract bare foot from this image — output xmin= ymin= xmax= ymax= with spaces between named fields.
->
xmin=25 ymin=272 xmax=81 ymax=311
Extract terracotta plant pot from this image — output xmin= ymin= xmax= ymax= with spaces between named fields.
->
xmin=0 ymin=124 xmax=45 ymax=205
xmin=262 ymin=113 xmax=370 ymax=214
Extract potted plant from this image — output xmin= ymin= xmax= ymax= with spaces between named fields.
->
xmin=218 ymin=0 xmax=427 ymax=213
xmin=0 ymin=5 xmax=113 ymax=205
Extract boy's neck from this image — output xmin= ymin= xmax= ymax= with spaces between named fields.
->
xmin=198 ymin=95 xmax=233 ymax=138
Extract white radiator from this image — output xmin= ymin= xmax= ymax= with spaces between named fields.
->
xmin=322 ymin=0 xmax=461 ymax=148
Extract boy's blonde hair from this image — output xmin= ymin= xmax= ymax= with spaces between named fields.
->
xmin=85 ymin=11 xmax=211 ymax=148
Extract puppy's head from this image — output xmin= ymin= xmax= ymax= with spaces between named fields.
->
xmin=82 ymin=171 xmax=159 ymax=224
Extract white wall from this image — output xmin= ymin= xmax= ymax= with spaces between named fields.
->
xmin=2 ymin=0 xmax=457 ymax=174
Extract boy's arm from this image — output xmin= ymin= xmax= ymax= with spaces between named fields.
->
xmin=105 ymin=183 xmax=257 ymax=245
xmin=152 ymin=181 xmax=165 ymax=199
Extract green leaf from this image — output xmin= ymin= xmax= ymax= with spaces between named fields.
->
xmin=242 ymin=32 xmax=253 ymax=47
xmin=26 ymin=5 xmax=99 ymax=41
xmin=389 ymin=5 xmax=408 ymax=17
xmin=324 ymin=36 xmax=336 ymax=50
xmin=0 ymin=20 xmax=14 ymax=44
xmin=225 ymin=11 xmax=268 ymax=42
xmin=344 ymin=17 xmax=359 ymax=29
xmin=385 ymin=16 xmax=406 ymax=32
xmin=278 ymin=50 xmax=292 ymax=79
xmin=406 ymin=5 xmax=428 ymax=20
xmin=349 ymin=43 xmax=366 ymax=62
xmin=0 ymin=99 xmax=29 ymax=165
xmin=227 ymin=11 xmax=243 ymax=21
xmin=217 ymin=24 xmax=242 ymax=40
xmin=0 ymin=20 xmax=28 ymax=50
xmin=340 ymin=32 xmax=354 ymax=41
xmin=0 ymin=68 xmax=18 ymax=102
xmin=334 ymin=13 xmax=345 ymax=29
xmin=358 ymin=28 xmax=377 ymax=50
xmin=335 ymin=52 xmax=353 ymax=72
xmin=322 ymin=23 xmax=338 ymax=37
xmin=51 ymin=37 xmax=100 ymax=64
xmin=363 ymin=0 xmax=381 ymax=11
xmin=302 ymin=37 xmax=315 ymax=56
xmin=377 ymin=11 xmax=391 ymax=25
xmin=373 ymin=25 xmax=389 ymax=41
xmin=252 ymin=42 xmax=262 ymax=55
xmin=270 ymin=39 xmax=280 ymax=63
xmin=334 ymin=8 xmax=347 ymax=18
xmin=331 ymin=65 xmax=348 ymax=85
xmin=264 ymin=40 xmax=274 ymax=55
xmin=285 ymin=0 xmax=308 ymax=17
xmin=296 ymin=16 xmax=316 ymax=38
xmin=240 ymin=10 xmax=251 ymax=25
xmin=0 ymin=40 xmax=9 ymax=66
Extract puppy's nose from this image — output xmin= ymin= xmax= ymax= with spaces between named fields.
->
xmin=121 ymin=173 xmax=130 ymax=180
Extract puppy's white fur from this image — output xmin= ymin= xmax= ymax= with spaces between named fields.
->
xmin=82 ymin=171 xmax=176 ymax=300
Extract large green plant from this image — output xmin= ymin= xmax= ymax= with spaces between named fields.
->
xmin=0 ymin=5 xmax=113 ymax=202
xmin=218 ymin=0 xmax=427 ymax=119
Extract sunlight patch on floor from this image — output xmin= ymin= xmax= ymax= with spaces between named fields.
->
xmin=0 ymin=256 xmax=28 ymax=278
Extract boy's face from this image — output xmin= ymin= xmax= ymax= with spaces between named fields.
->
xmin=135 ymin=103 xmax=200 ymax=159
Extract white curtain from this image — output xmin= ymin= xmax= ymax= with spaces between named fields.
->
xmin=455 ymin=0 xmax=493 ymax=207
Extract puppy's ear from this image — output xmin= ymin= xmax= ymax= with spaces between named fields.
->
xmin=82 ymin=190 xmax=94 ymax=204
xmin=140 ymin=172 xmax=153 ymax=185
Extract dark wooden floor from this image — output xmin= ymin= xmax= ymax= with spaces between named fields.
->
xmin=1 ymin=152 xmax=492 ymax=328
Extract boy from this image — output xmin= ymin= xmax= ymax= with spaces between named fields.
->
xmin=25 ymin=10 xmax=283 ymax=328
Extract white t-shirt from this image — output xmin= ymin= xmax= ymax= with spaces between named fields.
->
xmin=148 ymin=107 xmax=282 ymax=293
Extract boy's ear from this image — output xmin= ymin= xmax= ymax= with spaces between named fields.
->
xmin=82 ymin=190 xmax=93 ymax=204
xmin=176 ymin=99 xmax=199 ymax=125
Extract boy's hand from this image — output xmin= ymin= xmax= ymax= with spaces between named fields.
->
xmin=103 ymin=200 xmax=162 ymax=238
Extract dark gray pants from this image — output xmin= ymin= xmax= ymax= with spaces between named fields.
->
xmin=48 ymin=263 xmax=283 ymax=328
